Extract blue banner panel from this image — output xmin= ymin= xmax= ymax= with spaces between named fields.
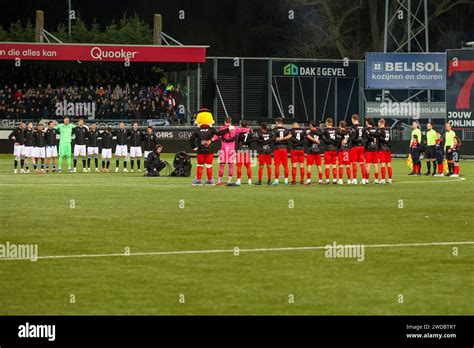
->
xmin=365 ymin=52 xmax=446 ymax=90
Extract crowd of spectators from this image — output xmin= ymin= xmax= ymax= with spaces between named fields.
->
xmin=0 ymin=63 xmax=186 ymax=124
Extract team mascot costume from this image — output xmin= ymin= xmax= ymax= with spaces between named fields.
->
xmin=190 ymin=108 xmax=229 ymax=186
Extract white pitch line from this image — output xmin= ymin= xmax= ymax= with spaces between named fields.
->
xmin=1 ymin=241 xmax=473 ymax=262
xmin=0 ymin=176 xmax=467 ymax=187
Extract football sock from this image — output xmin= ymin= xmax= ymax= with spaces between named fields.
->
xmin=131 ymin=160 xmax=135 ymax=170
xmin=332 ymin=167 xmax=337 ymax=180
xmin=338 ymin=167 xmax=343 ymax=179
xmin=381 ymin=167 xmax=386 ymax=179
xmin=388 ymin=167 xmax=392 ymax=179
xmin=454 ymin=166 xmax=459 ymax=175
xmin=292 ymin=167 xmax=297 ymax=181
xmin=206 ymin=167 xmax=213 ymax=180
xmin=352 ymin=163 xmax=358 ymax=178
xmin=87 ymin=158 xmax=91 ymax=168
xmin=218 ymin=163 xmax=225 ymax=178
xmin=237 ymin=163 xmax=242 ymax=179
xmin=245 ymin=163 xmax=252 ymax=179
xmin=73 ymin=158 xmax=77 ymax=168
xmin=437 ymin=163 xmax=443 ymax=173
xmin=325 ymin=168 xmax=330 ymax=180
xmin=116 ymin=159 xmax=120 ymax=168
xmin=14 ymin=159 xmax=18 ymax=169
xmin=361 ymin=164 xmax=367 ymax=180
xmin=197 ymin=166 xmax=203 ymax=180
xmin=275 ymin=165 xmax=280 ymax=179
xmin=283 ymin=164 xmax=289 ymax=179
xmin=267 ymin=166 xmax=271 ymax=180
xmin=20 ymin=159 xmax=25 ymax=169
xmin=228 ymin=163 xmax=234 ymax=177
xmin=137 ymin=159 xmax=140 ymax=169
xmin=102 ymin=160 xmax=105 ymax=168
xmin=95 ymin=157 xmax=98 ymax=168
xmin=426 ymin=161 xmax=431 ymax=173
xmin=346 ymin=167 xmax=351 ymax=180
xmin=82 ymin=159 xmax=86 ymax=169
xmin=123 ymin=161 xmax=127 ymax=169
xmin=258 ymin=166 xmax=263 ymax=181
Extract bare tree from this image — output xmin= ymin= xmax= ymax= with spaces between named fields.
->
xmin=290 ymin=0 xmax=473 ymax=59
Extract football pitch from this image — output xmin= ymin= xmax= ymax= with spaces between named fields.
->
xmin=0 ymin=154 xmax=473 ymax=315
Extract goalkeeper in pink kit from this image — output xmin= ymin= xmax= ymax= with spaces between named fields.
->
xmin=216 ymin=116 xmax=238 ymax=185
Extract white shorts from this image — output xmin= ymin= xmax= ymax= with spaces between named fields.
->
xmin=144 ymin=151 xmax=151 ymax=159
xmin=74 ymin=145 xmax=87 ymax=157
xmin=24 ymin=146 xmax=35 ymax=158
xmin=34 ymin=147 xmax=46 ymax=158
xmin=13 ymin=144 xmax=25 ymax=157
xmin=115 ymin=145 xmax=128 ymax=157
xmin=130 ymin=146 xmax=142 ymax=157
xmin=102 ymin=148 xmax=112 ymax=159
xmin=46 ymin=146 xmax=58 ymax=158
xmin=87 ymin=147 xmax=99 ymax=156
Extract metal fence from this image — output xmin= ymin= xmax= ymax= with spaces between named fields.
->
xmin=197 ymin=57 xmax=365 ymax=126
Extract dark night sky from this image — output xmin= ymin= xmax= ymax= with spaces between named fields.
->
xmin=0 ymin=0 xmax=473 ymax=57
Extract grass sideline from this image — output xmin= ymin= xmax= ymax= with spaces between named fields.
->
xmin=0 ymin=153 xmax=473 ymax=315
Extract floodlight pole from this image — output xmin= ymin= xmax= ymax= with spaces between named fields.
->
xmin=35 ymin=10 xmax=44 ymax=43
xmin=68 ymin=0 xmax=71 ymax=39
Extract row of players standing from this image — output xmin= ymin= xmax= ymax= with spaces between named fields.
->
xmin=8 ymin=118 xmax=160 ymax=173
xmin=190 ymin=114 xmax=392 ymax=186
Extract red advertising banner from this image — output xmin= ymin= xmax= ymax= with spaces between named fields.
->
xmin=447 ymin=49 xmax=474 ymax=129
xmin=0 ymin=42 xmax=207 ymax=63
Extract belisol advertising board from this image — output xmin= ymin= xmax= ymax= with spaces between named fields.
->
xmin=0 ymin=42 xmax=207 ymax=63
xmin=447 ymin=49 xmax=474 ymax=129
xmin=366 ymin=52 xmax=446 ymax=89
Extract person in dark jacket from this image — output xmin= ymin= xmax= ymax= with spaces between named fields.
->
xmin=146 ymin=144 xmax=166 ymax=176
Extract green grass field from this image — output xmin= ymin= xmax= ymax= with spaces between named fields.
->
xmin=0 ymin=153 xmax=473 ymax=315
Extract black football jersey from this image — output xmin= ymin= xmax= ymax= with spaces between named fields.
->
xmin=306 ymin=129 xmax=323 ymax=154
xmin=273 ymin=126 xmax=290 ymax=149
xmin=322 ymin=127 xmax=338 ymax=151
xmin=337 ymin=128 xmax=351 ymax=152
xmin=290 ymin=128 xmax=306 ymax=150
xmin=350 ymin=124 xmax=366 ymax=147
xmin=256 ymin=130 xmax=274 ymax=154
xmin=73 ymin=126 xmax=88 ymax=145
xmin=365 ymin=127 xmax=379 ymax=152
xmin=378 ymin=127 xmax=391 ymax=151
xmin=190 ymin=125 xmax=229 ymax=154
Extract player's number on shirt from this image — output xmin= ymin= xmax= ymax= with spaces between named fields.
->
xmin=385 ymin=133 xmax=390 ymax=141
xmin=330 ymin=133 xmax=336 ymax=140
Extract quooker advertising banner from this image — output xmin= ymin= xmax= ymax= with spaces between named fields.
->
xmin=365 ymin=52 xmax=446 ymax=90
xmin=447 ymin=49 xmax=474 ymax=129
xmin=0 ymin=42 xmax=207 ymax=63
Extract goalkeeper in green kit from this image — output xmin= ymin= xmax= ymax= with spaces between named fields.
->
xmin=55 ymin=117 xmax=76 ymax=173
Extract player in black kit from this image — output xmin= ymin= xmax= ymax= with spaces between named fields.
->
xmin=255 ymin=123 xmax=274 ymax=185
